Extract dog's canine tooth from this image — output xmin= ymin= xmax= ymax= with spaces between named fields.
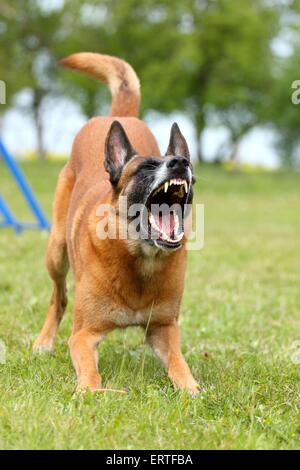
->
xmin=164 ymin=181 xmax=169 ymax=193
xmin=184 ymin=181 xmax=188 ymax=193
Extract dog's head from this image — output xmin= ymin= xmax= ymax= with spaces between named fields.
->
xmin=104 ymin=121 xmax=195 ymax=253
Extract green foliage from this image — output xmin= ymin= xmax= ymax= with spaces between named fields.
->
xmin=268 ymin=58 xmax=300 ymax=167
xmin=184 ymin=0 xmax=279 ymax=158
xmin=0 ymin=1 xmax=63 ymax=100
xmin=60 ymin=0 xmax=280 ymax=152
xmin=0 ymin=0 xmax=69 ymax=159
xmin=262 ymin=47 xmax=300 ymax=166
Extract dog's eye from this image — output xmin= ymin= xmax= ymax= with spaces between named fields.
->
xmin=134 ymin=158 xmax=162 ymax=174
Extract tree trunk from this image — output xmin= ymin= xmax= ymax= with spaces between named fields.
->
xmin=195 ymin=111 xmax=205 ymax=163
xmin=230 ymin=138 xmax=242 ymax=171
xmin=33 ymin=90 xmax=46 ymax=161
xmin=196 ymin=134 xmax=204 ymax=163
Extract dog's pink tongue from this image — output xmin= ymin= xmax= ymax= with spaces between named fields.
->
xmin=154 ymin=213 xmax=175 ymax=237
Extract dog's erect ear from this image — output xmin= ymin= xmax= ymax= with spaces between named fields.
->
xmin=104 ymin=121 xmax=136 ymax=185
xmin=165 ymin=123 xmax=190 ymax=160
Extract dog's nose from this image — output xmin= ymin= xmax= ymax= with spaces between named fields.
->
xmin=167 ymin=156 xmax=189 ymax=170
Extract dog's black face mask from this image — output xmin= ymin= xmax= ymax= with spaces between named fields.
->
xmin=104 ymin=121 xmax=195 ymax=252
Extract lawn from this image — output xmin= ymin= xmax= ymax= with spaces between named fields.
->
xmin=0 ymin=159 xmax=299 ymax=450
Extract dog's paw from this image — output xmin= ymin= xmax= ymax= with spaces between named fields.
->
xmin=173 ymin=378 xmax=201 ymax=398
xmin=33 ymin=338 xmax=54 ymax=353
xmin=188 ymin=383 xmax=201 ymax=398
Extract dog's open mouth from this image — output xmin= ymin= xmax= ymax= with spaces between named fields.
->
xmin=146 ymin=178 xmax=189 ymax=249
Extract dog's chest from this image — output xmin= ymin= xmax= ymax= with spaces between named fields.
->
xmin=104 ymin=302 xmax=174 ymax=327
xmin=116 ymin=309 xmax=148 ymax=326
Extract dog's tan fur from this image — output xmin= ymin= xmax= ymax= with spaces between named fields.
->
xmin=33 ymin=53 xmax=199 ymax=395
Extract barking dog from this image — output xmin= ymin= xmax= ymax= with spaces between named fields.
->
xmin=33 ymin=52 xmax=199 ymax=395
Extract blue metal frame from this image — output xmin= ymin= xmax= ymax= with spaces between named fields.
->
xmin=0 ymin=193 xmax=22 ymax=232
xmin=0 ymin=139 xmax=50 ymax=233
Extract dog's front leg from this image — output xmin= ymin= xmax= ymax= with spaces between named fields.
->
xmin=147 ymin=321 xmax=200 ymax=396
xmin=68 ymin=328 xmax=107 ymax=392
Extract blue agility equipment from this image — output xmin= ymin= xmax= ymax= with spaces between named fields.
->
xmin=0 ymin=139 xmax=50 ymax=233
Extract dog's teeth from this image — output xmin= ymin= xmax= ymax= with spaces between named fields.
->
xmin=184 ymin=181 xmax=188 ymax=193
xmin=161 ymin=231 xmax=168 ymax=240
xmin=174 ymin=213 xmax=179 ymax=234
xmin=149 ymin=213 xmax=155 ymax=225
xmin=164 ymin=182 xmax=169 ymax=193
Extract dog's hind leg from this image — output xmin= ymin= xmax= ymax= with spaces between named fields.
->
xmin=33 ymin=165 xmax=74 ymax=353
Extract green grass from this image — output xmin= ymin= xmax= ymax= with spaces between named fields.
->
xmin=0 ymin=160 xmax=300 ymax=450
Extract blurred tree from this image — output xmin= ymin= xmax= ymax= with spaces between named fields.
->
xmin=181 ymin=0 xmax=280 ymax=161
xmin=60 ymin=0 xmax=280 ymax=162
xmin=259 ymin=1 xmax=300 ymax=167
xmin=0 ymin=0 xmax=287 ymax=165
xmin=263 ymin=46 xmax=300 ymax=167
xmin=57 ymin=0 xmax=190 ymax=118
xmin=0 ymin=3 xmax=24 ymax=112
xmin=52 ymin=0 xmax=109 ymax=118
xmin=0 ymin=0 xmax=70 ymax=160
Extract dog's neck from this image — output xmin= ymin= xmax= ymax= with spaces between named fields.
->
xmin=98 ymin=236 xmax=173 ymax=283
xmin=135 ymin=248 xmax=170 ymax=281
xmin=124 ymin=239 xmax=170 ymax=280
xmin=90 ymin=204 xmax=180 ymax=282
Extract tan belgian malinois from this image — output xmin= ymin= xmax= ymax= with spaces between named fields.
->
xmin=33 ymin=52 xmax=199 ymax=396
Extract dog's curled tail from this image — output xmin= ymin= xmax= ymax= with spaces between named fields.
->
xmin=59 ymin=52 xmax=140 ymax=117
